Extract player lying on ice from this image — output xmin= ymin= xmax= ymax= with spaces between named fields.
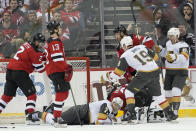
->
xmin=27 ymin=97 xmax=124 ymax=125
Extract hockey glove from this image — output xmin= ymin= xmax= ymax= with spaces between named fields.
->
xmin=64 ymin=64 xmax=73 ymax=82
xmin=154 ymin=45 xmax=162 ymax=53
xmin=165 ymin=53 xmax=177 ymax=63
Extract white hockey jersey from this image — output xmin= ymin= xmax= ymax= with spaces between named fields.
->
xmin=120 ymin=45 xmax=159 ymax=72
xmin=89 ymin=100 xmax=116 ymax=124
xmin=160 ymin=40 xmax=189 ymax=69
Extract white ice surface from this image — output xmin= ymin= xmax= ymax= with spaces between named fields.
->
xmin=0 ymin=118 xmax=196 ymax=131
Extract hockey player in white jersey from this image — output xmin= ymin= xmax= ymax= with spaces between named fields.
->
xmin=106 ymin=36 xmax=178 ymax=122
xmin=27 ymin=97 xmax=124 ymax=125
xmin=158 ymin=27 xmax=189 ymax=116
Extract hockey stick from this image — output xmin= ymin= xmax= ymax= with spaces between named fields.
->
xmin=69 ymin=86 xmax=82 ymax=125
xmin=130 ymin=0 xmax=141 ymax=45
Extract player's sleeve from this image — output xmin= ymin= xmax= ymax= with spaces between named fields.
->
xmin=96 ymin=103 xmax=111 ymax=124
xmin=146 ymin=47 xmax=159 ymax=61
xmin=32 ymin=52 xmax=45 ymax=73
xmin=114 ymin=57 xmax=128 ymax=76
xmin=173 ymin=46 xmax=189 ymax=64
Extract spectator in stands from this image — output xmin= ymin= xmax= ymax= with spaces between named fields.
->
xmin=20 ymin=10 xmax=42 ymax=41
xmin=27 ymin=0 xmax=40 ymax=11
xmin=178 ymin=21 xmax=195 ymax=65
xmin=153 ymin=7 xmax=171 ymax=38
xmin=181 ymin=2 xmax=194 ymax=32
xmin=60 ymin=0 xmax=80 ymax=27
xmin=60 ymin=0 xmax=82 ymax=49
xmin=0 ymin=0 xmax=9 ymax=15
xmin=0 ymin=11 xmax=19 ymax=42
xmin=36 ymin=0 xmax=53 ymax=23
xmin=154 ymin=24 xmax=168 ymax=48
xmin=4 ymin=0 xmax=25 ymax=26
xmin=53 ymin=11 xmax=70 ymax=42
xmin=0 ymin=30 xmax=17 ymax=58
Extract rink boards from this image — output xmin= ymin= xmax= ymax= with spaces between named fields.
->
xmin=0 ymin=68 xmax=196 ymax=118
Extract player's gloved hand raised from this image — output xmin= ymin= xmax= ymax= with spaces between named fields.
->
xmin=64 ymin=64 xmax=73 ymax=82
xmin=166 ymin=53 xmax=177 ymax=63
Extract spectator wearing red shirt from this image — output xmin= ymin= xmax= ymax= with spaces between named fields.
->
xmin=4 ymin=0 xmax=25 ymax=26
xmin=0 ymin=11 xmax=19 ymax=42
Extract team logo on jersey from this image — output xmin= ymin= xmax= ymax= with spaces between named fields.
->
xmin=182 ymin=48 xmax=188 ymax=53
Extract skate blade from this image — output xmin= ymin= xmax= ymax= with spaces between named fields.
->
xmin=53 ymin=123 xmax=67 ymax=128
xmin=168 ymin=120 xmax=179 ymax=124
xmin=25 ymin=121 xmax=40 ymax=125
xmin=121 ymin=120 xmax=137 ymax=125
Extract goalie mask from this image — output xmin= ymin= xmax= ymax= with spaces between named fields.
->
xmin=33 ymin=33 xmax=46 ymax=52
xmin=120 ymin=36 xmax=133 ymax=51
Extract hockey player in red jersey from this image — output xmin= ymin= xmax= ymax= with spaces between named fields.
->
xmin=113 ymin=25 xmax=155 ymax=58
xmin=0 ymin=33 xmax=46 ymax=123
xmin=45 ymin=21 xmax=72 ymax=124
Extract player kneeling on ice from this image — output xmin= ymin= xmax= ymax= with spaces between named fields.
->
xmin=104 ymin=36 xmax=178 ymax=122
xmin=28 ymin=97 xmax=124 ymax=125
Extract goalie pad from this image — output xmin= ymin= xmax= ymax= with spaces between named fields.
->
xmin=64 ymin=64 xmax=73 ymax=82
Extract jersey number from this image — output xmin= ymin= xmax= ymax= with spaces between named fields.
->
xmin=52 ymin=44 xmax=60 ymax=51
xmin=134 ymin=50 xmax=153 ymax=65
xmin=13 ymin=46 xmax=25 ymax=60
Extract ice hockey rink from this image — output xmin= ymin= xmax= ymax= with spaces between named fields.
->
xmin=0 ymin=118 xmax=196 ymax=131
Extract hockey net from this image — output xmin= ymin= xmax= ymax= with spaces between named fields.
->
xmin=0 ymin=57 xmax=90 ymax=124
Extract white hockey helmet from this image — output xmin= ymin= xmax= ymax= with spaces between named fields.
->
xmin=112 ymin=97 xmax=123 ymax=108
xmin=120 ymin=36 xmax=133 ymax=51
xmin=167 ymin=27 xmax=180 ymax=38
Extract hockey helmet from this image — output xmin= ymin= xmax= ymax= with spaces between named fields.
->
xmin=33 ymin=33 xmax=45 ymax=43
xmin=120 ymin=36 xmax=133 ymax=51
xmin=112 ymin=97 xmax=123 ymax=108
xmin=47 ymin=21 xmax=60 ymax=34
xmin=113 ymin=25 xmax=127 ymax=34
xmin=32 ymin=33 xmax=46 ymax=52
xmin=167 ymin=27 xmax=180 ymax=38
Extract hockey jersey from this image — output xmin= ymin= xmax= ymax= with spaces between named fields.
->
xmin=119 ymin=45 xmax=159 ymax=72
xmin=7 ymin=42 xmax=45 ymax=74
xmin=160 ymin=40 xmax=189 ymax=69
xmin=89 ymin=100 xmax=116 ymax=124
xmin=45 ymin=38 xmax=68 ymax=76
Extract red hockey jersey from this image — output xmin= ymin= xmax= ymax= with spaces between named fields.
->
xmin=45 ymin=38 xmax=68 ymax=76
xmin=7 ymin=42 xmax=45 ymax=74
